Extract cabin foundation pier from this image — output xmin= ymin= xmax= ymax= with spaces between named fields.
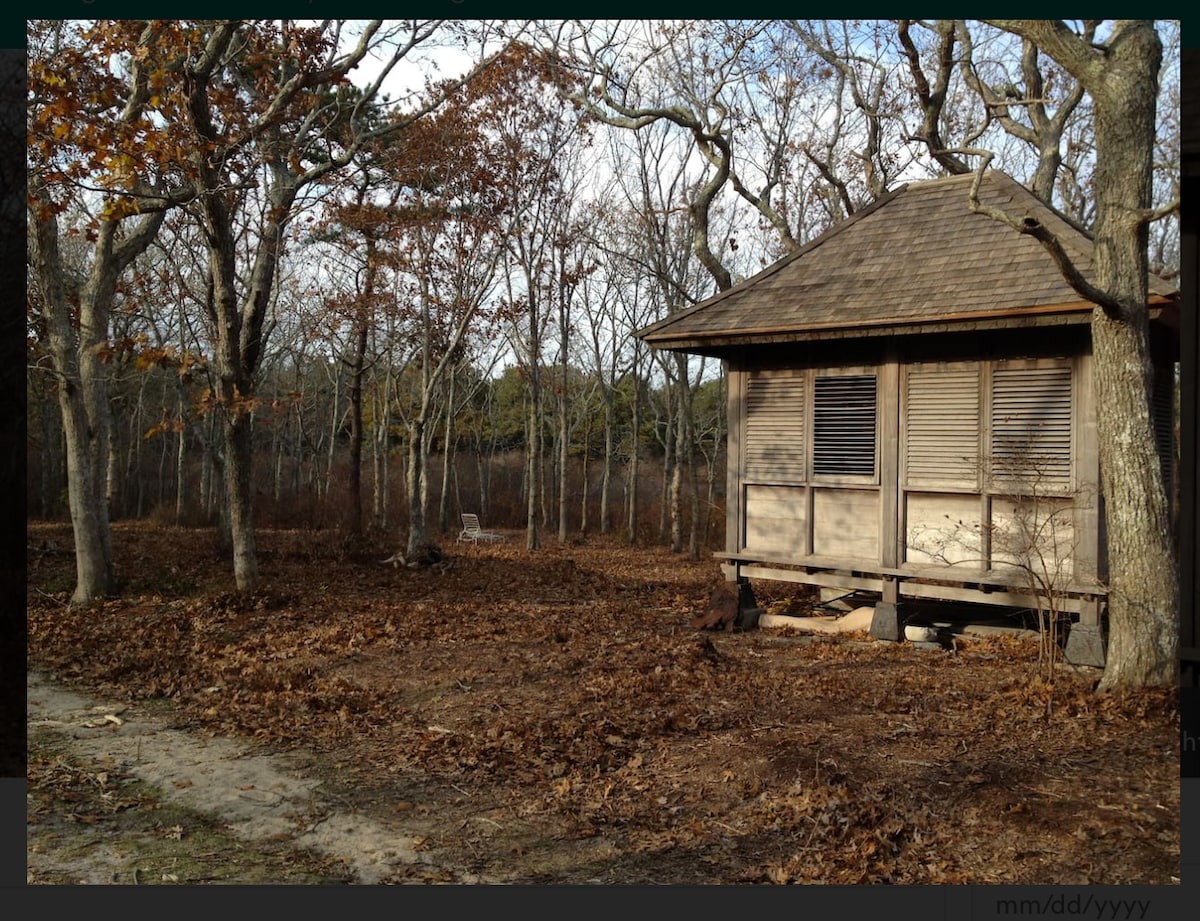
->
xmin=1064 ymin=624 xmax=1106 ymax=667
xmin=737 ymin=579 xmax=762 ymax=629
xmin=869 ymin=602 xmax=902 ymax=641
xmin=1064 ymin=598 xmax=1106 ymax=667
xmin=869 ymin=577 xmax=903 ymax=641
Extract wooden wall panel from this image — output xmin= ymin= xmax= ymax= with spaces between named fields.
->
xmin=812 ymin=488 xmax=878 ymax=561
xmin=744 ymin=485 xmax=808 ymax=555
xmin=904 ymin=492 xmax=984 ymax=567
xmin=990 ymin=495 xmax=1075 ymax=580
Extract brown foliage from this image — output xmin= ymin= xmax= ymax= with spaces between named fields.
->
xmin=26 ymin=522 xmax=1180 ymax=885
xmin=691 ymin=582 xmax=740 ymax=632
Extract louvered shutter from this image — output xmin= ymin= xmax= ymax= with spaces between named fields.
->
xmin=812 ymin=374 xmax=876 ymax=478
xmin=1152 ymin=365 xmax=1176 ymax=504
xmin=744 ymin=375 xmax=806 ymax=483
xmin=990 ymin=366 xmax=1072 ymax=490
xmin=904 ymin=365 xmax=980 ymax=487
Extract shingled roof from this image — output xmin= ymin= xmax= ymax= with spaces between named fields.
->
xmin=636 ymin=170 xmax=1177 ymax=353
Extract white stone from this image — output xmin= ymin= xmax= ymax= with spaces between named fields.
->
xmin=904 ymin=625 xmax=940 ymax=643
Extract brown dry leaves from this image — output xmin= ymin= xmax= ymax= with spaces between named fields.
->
xmin=26 ymin=522 xmax=1180 ymax=885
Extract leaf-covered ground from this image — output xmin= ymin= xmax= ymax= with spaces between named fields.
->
xmin=26 ymin=521 xmax=1180 ymax=885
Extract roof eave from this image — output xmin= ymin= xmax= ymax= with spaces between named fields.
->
xmin=642 ymin=297 xmax=1179 ymax=354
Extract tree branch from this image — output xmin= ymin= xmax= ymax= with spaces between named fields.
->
xmin=951 ymin=154 xmax=1124 ymax=317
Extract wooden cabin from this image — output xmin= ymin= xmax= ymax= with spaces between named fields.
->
xmin=635 ymin=171 xmax=1179 ymax=665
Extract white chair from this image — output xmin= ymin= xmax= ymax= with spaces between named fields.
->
xmin=457 ymin=513 xmax=504 ymax=543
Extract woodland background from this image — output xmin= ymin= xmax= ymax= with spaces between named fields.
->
xmin=26 ymin=21 xmax=1181 ymax=564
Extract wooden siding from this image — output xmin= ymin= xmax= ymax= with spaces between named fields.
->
xmin=990 ymin=495 xmax=1075 ymax=581
xmin=726 ymin=369 xmax=746 ymax=556
xmin=744 ymin=485 xmax=807 ymax=555
xmin=905 ymin=492 xmax=984 ymax=567
xmin=744 ymin=374 xmax=806 ymax=483
xmin=812 ymin=488 xmax=878 ymax=561
xmin=1072 ymin=352 xmax=1101 ymax=585
xmin=904 ymin=364 xmax=981 ymax=488
xmin=705 ymin=289 xmax=1163 ymax=616
xmin=991 ymin=366 xmax=1073 ymax=490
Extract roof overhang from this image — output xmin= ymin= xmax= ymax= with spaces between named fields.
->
xmin=638 ymin=295 xmax=1180 ymax=358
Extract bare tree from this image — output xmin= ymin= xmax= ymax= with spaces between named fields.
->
xmin=171 ymin=20 xmax=520 ymax=589
xmin=978 ymin=20 xmax=1178 ymax=690
xmin=28 ymin=22 xmax=178 ymax=601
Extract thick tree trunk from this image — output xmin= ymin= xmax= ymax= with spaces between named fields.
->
xmin=58 ymin=387 xmax=113 ymax=602
xmin=986 ymin=20 xmax=1178 ymax=689
xmin=30 ymin=200 xmax=125 ymax=602
xmin=1092 ymin=317 xmax=1178 ymax=689
xmin=1089 ymin=45 xmax=1178 ymax=688
xmin=1084 ymin=25 xmax=1176 ymax=690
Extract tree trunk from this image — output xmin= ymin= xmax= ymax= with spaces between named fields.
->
xmin=526 ymin=395 xmax=541 ymax=550
xmin=324 ymin=368 xmax=340 ymax=502
xmin=176 ymin=398 xmax=187 ymax=525
xmin=987 ymin=20 xmax=1178 ymax=689
xmin=1092 ymin=316 xmax=1178 ymax=688
xmin=221 ymin=411 xmax=258 ymax=590
xmin=670 ymin=397 xmax=685 ymax=554
xmin=439 ymin=371 xmax=457 ymax=534
xmin=662 ymin=389 xmax=676 ymax=546
xmin=687 ymin=425 xmax=701 ymax=560
xmin=373 ymin=365 xmax=392 ymax=530
xmin=406 ymin=417 xmax=428 ymax=554
xmin=346 ymin=318 xmax=368 ymax=539
xmin=558 ymin=385 xmax=569 ymax=544
xmin=57 ymin=386 xmax=113 ymax=602
xmin=1090 ymin=29 xmax=1177 ymax=689
xmin=30 ymin=199 xmax=131 ymax=602
xmin=600 ymin=403 xmax=613 ymax=535
xmin=627 ymin=372 xmax=641 ymax=546
xmin=579 ymin=403 xmax=591 ymax=537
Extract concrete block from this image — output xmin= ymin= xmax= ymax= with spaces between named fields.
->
xmin=1064 ymin=622 xmax=1106 ymax=667
xmin=870 ymin=601 xmax=902 ymax=642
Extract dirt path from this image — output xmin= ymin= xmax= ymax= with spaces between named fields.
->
xmin=26 ymin=669 xmax=475 ymax=885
